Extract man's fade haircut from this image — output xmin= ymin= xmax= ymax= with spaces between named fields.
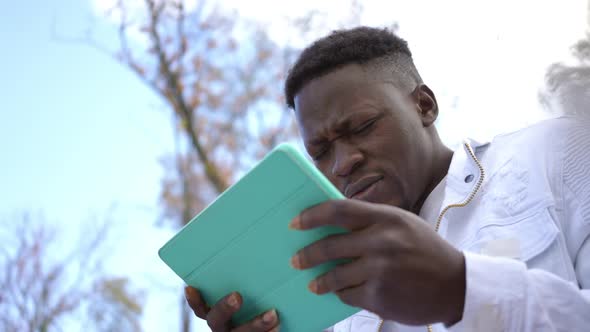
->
xmin=284 ymin=26 xmax=423 ymax=109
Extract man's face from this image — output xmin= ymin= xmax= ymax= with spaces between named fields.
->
xmin=293 ymin=64 xmax=435 ymax=211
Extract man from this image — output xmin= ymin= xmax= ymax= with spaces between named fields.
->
xmin=184 ymin=27 xmax=590 ymax=331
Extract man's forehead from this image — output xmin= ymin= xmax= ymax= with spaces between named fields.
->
xmin=295 ymin=67 xmax=377 ymax=111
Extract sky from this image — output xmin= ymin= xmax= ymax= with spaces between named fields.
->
xmin=0 ymin=0 xmax=587 ymax=331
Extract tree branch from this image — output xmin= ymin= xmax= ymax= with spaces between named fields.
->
xmin=145 ymin=0 xmax=228 ymax=193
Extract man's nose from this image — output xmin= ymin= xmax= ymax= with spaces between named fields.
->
xmin=331 ymin=143 xmax=363 ymax=177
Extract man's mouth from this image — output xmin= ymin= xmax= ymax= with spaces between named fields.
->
xmin=345 ymin=175 xmax=383 ymax=199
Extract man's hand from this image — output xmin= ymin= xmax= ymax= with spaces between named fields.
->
xmin=289 ymin=199 xmax=466 ymax=326
xmin=184 ymin=287 xmax=280 ymax=332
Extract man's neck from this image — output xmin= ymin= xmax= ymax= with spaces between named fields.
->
xmin=411 ymin=145 xmax=454 ymax=215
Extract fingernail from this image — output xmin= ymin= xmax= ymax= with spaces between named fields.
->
xmin=227 ymin=294 xmax=238 ymax=308
xmin=290 ymin=254 xmax=301 ymax=269
xmin=184 ymin=286 xmax=192 ymax=301
xmin=263 ymin=309 xmax=277 ymax=324
xmin=308 ymin=280 xmax=318 ymax=294
xmin=288 ymin=215 xmax=301 ymax=229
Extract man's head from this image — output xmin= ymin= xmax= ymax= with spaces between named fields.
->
xmin=285 ymin=27 xmax=451 ymax=213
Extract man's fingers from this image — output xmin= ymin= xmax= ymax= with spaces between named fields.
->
xmin=335 ymin=284 xmax=368 ymax=309
xmin=309 ymin=258 xmax=368 ymax=294
xmin=185 ymin=286 xmax=210 ymax=319
xmin=290 ymin=200 xmax=381 ymax=231
xmin=291 ymin=232 xmax=368 ymax=269
xmin=232 ymin=309 xmax=280 ymax=332
xmin=206 ymin=292 xmax=242 ymax=332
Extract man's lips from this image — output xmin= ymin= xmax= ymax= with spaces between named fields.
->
xmin=344 ymin=175 xmax=383 ymax=198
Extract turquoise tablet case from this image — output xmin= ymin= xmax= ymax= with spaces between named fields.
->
xmin=158 ymin=143 xmax=358 ymax=331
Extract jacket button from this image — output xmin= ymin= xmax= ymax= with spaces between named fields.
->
xmin=465 ymin=174 xmax=475 ymax=183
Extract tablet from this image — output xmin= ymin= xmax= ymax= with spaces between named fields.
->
xmin=158 ymin=143 xmax=358 ymax=331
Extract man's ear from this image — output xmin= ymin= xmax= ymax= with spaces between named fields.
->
xmin=411 ymin=84 xmax=438 ymax=127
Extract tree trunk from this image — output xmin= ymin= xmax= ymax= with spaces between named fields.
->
xmin=180 ymin=296 xmax=191 ymax=332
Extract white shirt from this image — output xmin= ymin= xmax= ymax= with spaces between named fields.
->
xmin=325 ymin=116 xmax=590 ymax=332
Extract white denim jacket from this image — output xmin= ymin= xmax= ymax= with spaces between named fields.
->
xmin=325 ymin=117 xmax=590 ymax=332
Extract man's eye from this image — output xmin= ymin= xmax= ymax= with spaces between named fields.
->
xmin=352 ymin=119 xmax=377 ymax=134
xmin=312 ymin=147 xmax=329 ymax=161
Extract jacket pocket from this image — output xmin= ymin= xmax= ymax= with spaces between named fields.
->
xmin=463 ymin=208 xmax=559 ymax=262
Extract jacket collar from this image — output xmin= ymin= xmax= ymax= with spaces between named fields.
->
xmin=442 ymin=139 xmax=489 ymax=207
xmin=434 ymin=138 xmax=489 ymax=236
xmin=447 ymin=138 xmax=489 ymax=187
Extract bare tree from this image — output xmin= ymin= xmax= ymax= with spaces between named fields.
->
xmin=107 ymin=0 xmax=298 ymax=195
xmin=0 ymin=213 xmax=144 ymax=332
xmin=91 ymin=1 xmax=300 ymax=330
xmin=86 ymin=277 xmax=145 ymax=332
xmin=541 ymin=1 xmax=590 ymax=118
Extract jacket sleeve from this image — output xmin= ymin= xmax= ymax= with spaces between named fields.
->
xmin=447 ymin=251 xmax=590 ymax=331
xmin=449 ymin=119 xmax=590 ymax=332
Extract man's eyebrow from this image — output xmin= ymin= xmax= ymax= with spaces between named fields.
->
xmin=306 ymin=108 xmax=384 ymax=147
xmin=308 ymin=137 xmax=327 ymax=146
xmin=307 ymin=117 xmax=353 ymax=147
xmin=335 ymin=110 xmax=382 ymax=129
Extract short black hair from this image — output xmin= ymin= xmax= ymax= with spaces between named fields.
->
xmin=284 ymin=26 xmax=422 ymax=109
